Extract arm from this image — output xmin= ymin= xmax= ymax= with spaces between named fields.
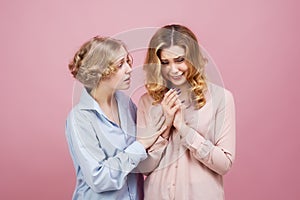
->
xmin=176 ymin=91 xmax=236 ymax=175
xmin=66 ymin=111 xmax=147 ymax=193
xmin=137 ymin=135 xmax=169 ymax=175
xmin=136 ymin=95 xmax=169 ymax=175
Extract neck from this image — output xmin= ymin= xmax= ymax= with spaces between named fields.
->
xmin=91 ymin=84 xmax=120 ymax=126
xmin=91 ymin=84 xmax=115 ymax=106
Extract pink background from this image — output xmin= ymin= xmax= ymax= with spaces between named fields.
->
xmin=1 ymin=0 xmax=300 ymax=199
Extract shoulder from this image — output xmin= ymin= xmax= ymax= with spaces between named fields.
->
xmin=137 ymin=93 xmax=163 ymax=118
xmin=206 ymin=82 xmax=235 ymax=109
xmin=138 ymin=92 xmax=153 ymax=108
xmin=65 ymin=105 xmax=93 ymax=140
xmin=66 ymin=105 xmax=89 ymax=127
xmin=207 ymin=82 xmax=233 ymax=99
xmin=116 ymin=90 xmax=131 ymax=101
xmin=116 ymin=91 xmax=136 ymax=106
xmin=115 ymin=91 xmax=138 ymax=119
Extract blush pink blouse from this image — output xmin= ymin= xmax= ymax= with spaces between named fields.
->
xmin=137 ymin=83 xmax=236 ymax=200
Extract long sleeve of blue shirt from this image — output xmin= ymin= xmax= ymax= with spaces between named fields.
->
xmin=65 ymin=89 xmax=147 ymax=200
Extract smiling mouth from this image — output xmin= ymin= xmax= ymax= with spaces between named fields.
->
xmin=124 ymin=77 xmax=131 ymax=81
xmin=170 ymin=74 xmax=183 ymax=80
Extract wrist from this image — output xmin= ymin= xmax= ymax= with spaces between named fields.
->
xmin=178 ymin=123 xmax=188 ymax=137
xmin=161 ymin=126 xmax=171 ymax=140
xmin=137 ymin=140 xmax=146 ymax=149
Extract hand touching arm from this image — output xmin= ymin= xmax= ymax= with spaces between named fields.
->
xmin=66 ymin=111 xmax=147 ymax=193
xmin=136 ymin=94 xmax=174 ymax=174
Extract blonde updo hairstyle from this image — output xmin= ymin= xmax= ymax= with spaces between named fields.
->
xmin=68 ymin=36 xmax=128 ymax=89
xmin=144 ymin=24 xmax=208 ymax=109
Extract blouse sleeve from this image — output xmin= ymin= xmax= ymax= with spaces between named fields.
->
xmin=136 ymin=95 xmax=169 ymax=175
xmin=180 ymin=91 xmax=236 ymax=175
xmin=65 ymin=110 xmax=147 ymax=193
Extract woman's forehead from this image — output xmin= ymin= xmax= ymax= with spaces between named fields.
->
xmin=160 ymin=45 xmax=185 ymax=59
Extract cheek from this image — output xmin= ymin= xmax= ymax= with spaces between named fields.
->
xmin=178 ymin=64 xmax=189 ymax=72
xmin=109 ymin=72 xmax=123 ymax=85
xmin=114 ymin=70 xmax=124 ymax=79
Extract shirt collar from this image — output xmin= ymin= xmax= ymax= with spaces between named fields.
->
xmin=78 ymin=88 xmax=129 ymax=116
xmin=78 ymin=88 xmax=104 ymax=115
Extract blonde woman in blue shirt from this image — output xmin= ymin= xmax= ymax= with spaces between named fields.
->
xmin=66 ymin=36 xmax=166 ymax=200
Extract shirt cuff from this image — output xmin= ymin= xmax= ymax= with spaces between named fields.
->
xmin=125 ymin=141 xmax=148 ymax=164
xmin=181 ymin=126 xmax=214 ymax=159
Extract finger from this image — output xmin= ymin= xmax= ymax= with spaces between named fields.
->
xmin=167 ymin=99 xmax=182 ymax=113
xmin=175 ymin=98 xmax=182 ymax=104
xmin=162 ymin=90 xmax=177 ymax=106
xmin=162 ymin=93 xmax=179 ymax=111
xmin=168 ymin=94 xmax=179 ymax=108
xmin=164 ymin=89 xmax=179 ymax=103
xmin=170 ymin=103 xmax=181 ymax=113
xmin=164 ymin=88 xmax=176 ymax=99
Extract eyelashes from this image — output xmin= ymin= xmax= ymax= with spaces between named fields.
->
xmin=161 ymin=60 xmax=169 ymax=65
xmin=160 ymin=57 xmax=185 ymax=65
xmin=116 ymin=55 xmax=133 ymax=68
xmin=174 ymin=57 xmax=185 ymax=63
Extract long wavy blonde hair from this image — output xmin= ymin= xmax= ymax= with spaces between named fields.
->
xmin=144 ymin=24 xmax=207 ymax=109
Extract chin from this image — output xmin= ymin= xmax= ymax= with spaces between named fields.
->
xmin=169 ymin=80 xmax=187 ymax=86
xmin=119 ymin=85 xmax=130 ymax=90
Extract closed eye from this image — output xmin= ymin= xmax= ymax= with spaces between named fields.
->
xmin=160 ymin=60 xmax=169 ymax=65
xmin=174 ymin=56 xmax=185 ymax=63
xmin=117 ymin=60 xmax=124 ymax=68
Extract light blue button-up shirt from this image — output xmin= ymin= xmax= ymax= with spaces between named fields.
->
xmin=65 ymin=88 xmax=147 ymax=200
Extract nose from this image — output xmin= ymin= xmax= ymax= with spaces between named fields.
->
xmin=169 ymin=62 xmax=179 ymax=73
xmin=125 ymin=62 xmax=132 ymax=74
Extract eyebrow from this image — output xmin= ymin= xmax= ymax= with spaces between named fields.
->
xmin=160 ymin=55 xmax=185 ymax=60
xmin=114 ymin=54 xmax=128 ymax=63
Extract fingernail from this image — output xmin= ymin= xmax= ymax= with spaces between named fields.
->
xmin=181 ymin=100 xmax=185 ymax=103
xmin=177 ymin=90 xmax=181 ymax=95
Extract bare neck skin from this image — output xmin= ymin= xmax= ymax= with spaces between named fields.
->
xmin=90 ymin=84 xmax=120 ymax=126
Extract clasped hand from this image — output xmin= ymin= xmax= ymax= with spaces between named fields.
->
xmin=137 ymin=88 xmax=186 ymax=149
xmin=161 ymin=88 xmax=185 ymax=137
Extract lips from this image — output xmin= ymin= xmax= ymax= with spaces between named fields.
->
xmin=124 ymin=77 xmax=131 ymax=82
xmin=170 ymin=74 xmax=183 ymax=80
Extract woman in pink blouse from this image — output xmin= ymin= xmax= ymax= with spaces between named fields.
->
xmin=137 ymin=24 xmax=236 ymax=200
